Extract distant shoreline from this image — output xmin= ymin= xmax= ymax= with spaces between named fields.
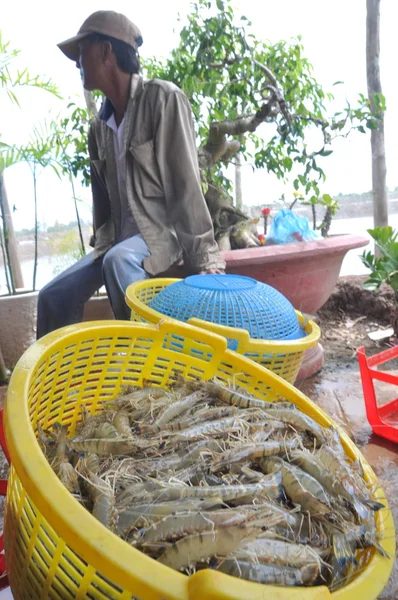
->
xmin=0 ymin=230 xmax=91 ymax=266
xmin=3 ymin=200 xmax=398 ymax=268
xmin=245 ymin=195 xmax=398 ymax=221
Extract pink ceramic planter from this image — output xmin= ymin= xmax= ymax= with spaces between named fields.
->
xmin=221 ymin=234 xmax=369 ymax=314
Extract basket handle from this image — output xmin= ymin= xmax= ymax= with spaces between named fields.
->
xmin=156 ymin=318 xmax=228 ymax=354
xmin=188 ymin=570 xmax=331 ymax=599
xmin=187 ymin=317 xmax=251 ymax=348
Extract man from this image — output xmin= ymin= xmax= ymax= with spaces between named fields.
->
xmin=37 ymin=10 xmax=225 ymax=338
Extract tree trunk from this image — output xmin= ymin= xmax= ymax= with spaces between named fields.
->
xmin=70 ymin=175 xmax=86 ymax=256
xmin=235 ymin=153 xmax=243 ymax=210
xmin=32 ymin=164 xmax=38 ymax=291
xmin=0 ymin=172 xmax=24 ymax=291
xmin=366 ymin=0 xmax=388 ymax=229
xmin=0 ymin=225 xmax=12 ymax=294
xmin=84 ymin=90 xmax=98 ymax=118
xmin=0 ymin=343 xmax=7 ymax=383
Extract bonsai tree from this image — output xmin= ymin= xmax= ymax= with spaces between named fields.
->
xmin=144 ymin=0 xmax=384 ymax=249
xmin=361 ymin=226 xmax=398 ymax=334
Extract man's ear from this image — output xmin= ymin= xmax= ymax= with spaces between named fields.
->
xmin=101 ymin=41 xmax=114 ymax=64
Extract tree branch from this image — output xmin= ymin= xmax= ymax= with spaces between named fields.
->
xmin=253 ymin=58 xmax=292 ymax=125
xmin=198 ymin=62 xmax=293 ymax=169
xmin=198 ymin=95 xmax=279 ymax=169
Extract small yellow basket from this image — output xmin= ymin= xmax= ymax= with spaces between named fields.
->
xmin=4 ymin=320 xmax=394 ymax=600
xmin=125 ymin=278 xmax=320 ymax=385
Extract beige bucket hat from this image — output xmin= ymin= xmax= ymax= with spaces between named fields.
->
xmin=58 ymin=10 xmax=143 ymax=61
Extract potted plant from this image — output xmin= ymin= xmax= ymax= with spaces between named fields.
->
xmin=361 ymin=226 xmax=398 ymax=334
xmin=142 ymin=0 xmax=374 ymax=313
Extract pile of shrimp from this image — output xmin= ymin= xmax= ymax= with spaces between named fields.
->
xmin=38 ymin=377 xmax=389 ymax=590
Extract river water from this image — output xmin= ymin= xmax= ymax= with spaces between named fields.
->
xmin=329 ymin=213 xmax=398 ymax=276
xmin=0 ymin=214 xmax=396 ymax=294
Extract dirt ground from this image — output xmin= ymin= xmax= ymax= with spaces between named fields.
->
xmin=317 ymin=275 xmax=396 ymax=372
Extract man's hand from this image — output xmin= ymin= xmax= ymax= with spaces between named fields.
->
xmin=199 ymin=268 xmax=225 ymax=275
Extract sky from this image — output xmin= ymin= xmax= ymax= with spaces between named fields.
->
xmin=1 ymin=0 xmax=398 ymax=230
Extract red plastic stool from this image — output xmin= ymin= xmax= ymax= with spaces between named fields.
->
xmin=357 ymin=345 xmax=398 ymax=443
xmin=0 ymin=408 xmax=9 ymax=590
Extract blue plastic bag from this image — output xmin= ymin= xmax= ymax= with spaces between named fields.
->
xmin=267 ymin=209 xmax=320 ymax=244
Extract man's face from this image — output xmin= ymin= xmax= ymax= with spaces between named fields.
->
xmin=76 ymin=39 xmax=102 ymax=91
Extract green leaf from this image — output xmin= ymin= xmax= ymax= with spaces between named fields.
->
xmin=389 ymin=273 xmax=398 ymax=291
xmin=282 ymin=156 xmax=293 ymax=170
xmin=366 ymin=119 xmax=379 ymax=130
xmin=298 ymin=174 xmax=306 ymax=186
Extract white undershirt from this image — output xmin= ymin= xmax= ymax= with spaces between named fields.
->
xmin=106 ymin=113 xmax=139 ymax=241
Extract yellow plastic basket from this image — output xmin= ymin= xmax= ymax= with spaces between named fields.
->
xmin=125 ymin=278 xmax=321 ymax=385
xmin=4 ymin=320 xmax=394 ymax=600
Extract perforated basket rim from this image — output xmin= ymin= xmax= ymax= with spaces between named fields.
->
xmin=125 ymin=278 xmax=321 ymax=351
xmin=4 ymin=320 xmax=394 ymax=600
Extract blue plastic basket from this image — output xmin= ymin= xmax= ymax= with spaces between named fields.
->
xmin=148 ymin=274 xmax=305 ymax=341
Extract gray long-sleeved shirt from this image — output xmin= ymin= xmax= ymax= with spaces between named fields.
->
xmin=88 ymin=74 xmax=225 ymax=275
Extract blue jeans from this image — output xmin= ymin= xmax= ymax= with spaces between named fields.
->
xmin=37 ymin=234 xmax=150 ymax=339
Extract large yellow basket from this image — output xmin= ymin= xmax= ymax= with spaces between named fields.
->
xmin=3 ymin=320 xmax=394 ymax=600
xmin=125 ymin=278 xmax=320 ymax=385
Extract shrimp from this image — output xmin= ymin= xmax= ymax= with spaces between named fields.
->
xmin=324 ymin=427 xmax=347 ymax=457
xmin=117 ymin=480 xmax=165 ymax=505
xmin=218 ymin=559 xmax=320 ymax=586
xmin=193 ymin=473 xmax=225 ymax=487
xmin=78 ymin=454 xmax=117 ymax=532
xmin=95 ymin=422 xmax=119 ymax=439
xmin=261 ymin=457 xmax=332 ymax=516
xmin=121 ymin=474 xmax=282 ymax=505
xmin=240 ymin=465 xmax=268 ymax=482
xmin=112 ymin=409 xmax=132 ymax=437
xmin=69 ymin=437 xmax=138 ymax=456
xmin=117 ymin=498 xmax=224 ymax=534
xmin=170 ymin=416 xmax=246 ymax=440
xmin=160 ymin=463 xmax=207 ymax=485
xmin=57 ymin=461 xmax=79 ymax=494
xmin=50 ymin=424 xmax=79 ymax=494
xmin=360 ymin=513 xmax=390 ymax=558
xmin=135 ymin=507 xmax=271 ymax=544
xmin=153 ymin=406 xmax=238 ymax=434
xmin=316 ymin=446 xmax=384 ymax=512
xmin=290 ymin=449 xmax=373 ymax=520
xmin=271 ymin=518 xmax=330 ymax=549
xmin=187 ymin=379 xmax=268 ymax=409
xmin=178 ymin=439 xmax=224 ymax=462
xmin=125 ymin=473 xmax=282 ymax=504
xmin=73 ymin=406 xmax=110 ymax=442
xmin=157 ymin=526 xmax=258 ymax=570
xmin=249 ymin=419 xmax=288 ymax=432
xmin=261 ymin=408 xmax=327 ymax=445
xmin=155 ymin=391 xmax=204 ymax=426
xmin=103 ymin=386 xmax=169 ymax=411
xmin=37 ymin=424 xmax=56 ymax=460
xmin=324 ymin=520 xmax=389 ymax=567
xmin=211 ymin=439 xmax=300 ymax=472
xmin=233 ymin=537 xmax=327 ymax=568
